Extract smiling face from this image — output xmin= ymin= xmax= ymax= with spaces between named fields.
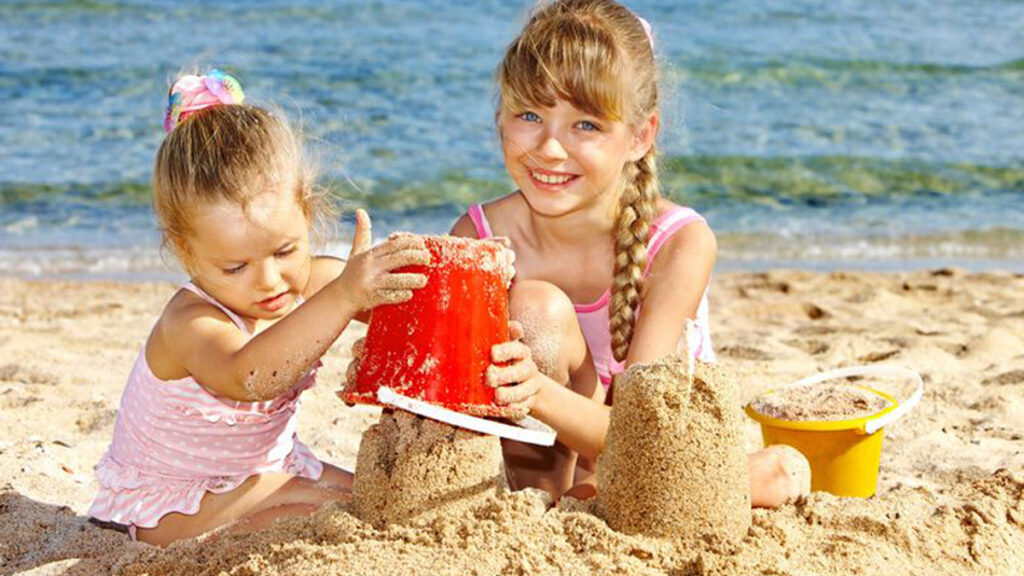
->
xmin=185 ymin=186 xmax=313 ymax=322
xmin=499 ymin=99 xmax=650 ymax=218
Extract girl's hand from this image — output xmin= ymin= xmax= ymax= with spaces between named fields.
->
xmin=486 ymin=320 xmax=541 ymax=419
xmin=337 ymin=336 xmax=366 ymax=403
xmin=335 ymin=210 xmax=431 ymax=310
xmin=482 ymin=236 xmax=516 ymax=288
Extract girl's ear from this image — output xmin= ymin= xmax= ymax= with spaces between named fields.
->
xmin=628 ymin=112 xmax=659 ymax=162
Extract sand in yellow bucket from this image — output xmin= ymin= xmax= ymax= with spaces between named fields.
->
xmin=745 ymin=365 xmax=923 ymax=497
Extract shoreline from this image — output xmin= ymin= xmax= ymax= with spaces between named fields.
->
xmin=2 ymin=258 xmax=1023 ymax=285
xmin=1 ymin=270 xmax=1021 ymax=574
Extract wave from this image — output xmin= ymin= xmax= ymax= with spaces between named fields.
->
xmin=3 ymin=228 xmax=1020 ymax=280
xmin=3 ymin=156 xmax=1021 ymax=211
xmin=657 ymin=156 xmax=1024 ymax=207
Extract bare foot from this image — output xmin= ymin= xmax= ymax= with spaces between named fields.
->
xmin=750 ymin=445 xmax=811 ymax=507
xmin=561 ymin=476 xmax=598 ymax=501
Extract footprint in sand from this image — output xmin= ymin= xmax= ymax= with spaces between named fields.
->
xmin=785 ymin=339 xmax=830 ymax=355
xmin=718 ymin=345 xmax=775 ymax=361
xmin=802 ymin=303 xmax=830 ymax=320
xmin=982 ymin=369 xmax=1024 ymax=386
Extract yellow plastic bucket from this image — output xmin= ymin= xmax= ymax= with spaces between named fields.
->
xmin=745 ymin=365 xmax=923 ymax=498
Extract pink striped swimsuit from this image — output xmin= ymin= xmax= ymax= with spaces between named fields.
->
xmin=467 ymin=203 xmax=716 ymax=389
xmin=88 ymin=282 xmax=322 ymax=533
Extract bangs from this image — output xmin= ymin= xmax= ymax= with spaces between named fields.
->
xmin=499 ymin=17 xmax=628 ymax=122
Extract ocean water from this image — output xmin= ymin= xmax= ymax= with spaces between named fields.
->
xmin=1 ymin=0 xmax=1022 ymax=280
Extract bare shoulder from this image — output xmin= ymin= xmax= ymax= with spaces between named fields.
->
xmin=449 ymin=192 xmax=523 ymax=237
xmin=305 ymin=255 xmax=345 ymax=297
xmin=647 ymin=213 xmax=717 ymax=280
xmin=449 ymin=213 xmax=479 ymax=238
xmin=146 ymin=289 xmax=238 ymax=380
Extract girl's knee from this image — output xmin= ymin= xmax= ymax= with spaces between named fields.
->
xmin=508 ymin=280 xmax=583 ymax=381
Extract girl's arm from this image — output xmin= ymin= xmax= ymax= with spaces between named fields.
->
xmin=530 ymin=373 xmax=610 ymax=460
xmin=160 ymin=211 xmax=431 ymax=402
xmin=626 ymin=220 xmax=717 ymax=365
xmin=486 ymin=321 xmax=609 ymax=461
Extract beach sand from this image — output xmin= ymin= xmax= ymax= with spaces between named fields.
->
xmin=0 ymin=269 xmax=1022 ymax=575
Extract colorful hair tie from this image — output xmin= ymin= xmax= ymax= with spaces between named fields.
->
xmin=164 ymin=68 xmax=245 ymax=133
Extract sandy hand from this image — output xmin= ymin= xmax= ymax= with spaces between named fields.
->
xmin=482 ymin=236 xmax=516 ymax=288
xmin=336 ymin=210 xmax=431 ymax=310
xmin=486 ymin=320 xmax=540 ymax=419
xmin=338 ymin=336 xmax=366 ymax=391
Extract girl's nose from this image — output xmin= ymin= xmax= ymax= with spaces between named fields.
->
xmin=536 ymin=132 xmax=569 ymax=161
xmin=255 ymin=259 xmax=283 ymax=289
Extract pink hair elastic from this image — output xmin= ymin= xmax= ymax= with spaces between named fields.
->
xmin=163 ymin=69 xmax=245 ymax=133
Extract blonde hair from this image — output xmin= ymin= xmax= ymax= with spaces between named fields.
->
xmin=153 ymin=103 xmax=336 ymax=272
xmin=498 ymin=0 xmax=660 ymax=362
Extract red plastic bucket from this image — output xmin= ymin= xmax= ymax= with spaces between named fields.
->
xmin=342 ymin=235 xmax=514 ymax=418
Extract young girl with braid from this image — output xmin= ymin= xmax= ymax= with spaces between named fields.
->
xmin=449 ymin=0 xmax=810 ymax=506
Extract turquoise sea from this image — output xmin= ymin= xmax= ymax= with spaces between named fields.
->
xmin=1 ymin=0 xmax=1022 ymax=279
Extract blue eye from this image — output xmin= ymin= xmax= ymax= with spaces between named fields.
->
xmin=577 ymin=120 xmax=600 ymax=132
xmin=519 ymin=111 xmax=541 ymax=123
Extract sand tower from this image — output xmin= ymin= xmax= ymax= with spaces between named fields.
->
xmin=354 ymin=410 xmax=507 ymax=528
xmin=597 ymin=357 xmax=751 ymax=543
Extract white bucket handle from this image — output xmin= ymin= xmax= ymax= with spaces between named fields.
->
xmin=782 ymin=365 xmax=924 ymax=435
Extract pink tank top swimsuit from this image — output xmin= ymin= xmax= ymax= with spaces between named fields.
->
xmin=467 ymin=203 xmax=716 ymax=389
xmin=88 ymin=282 xmax=322 ymax=534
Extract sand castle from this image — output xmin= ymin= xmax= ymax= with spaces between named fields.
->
xmin=353 ymin=410 xmax=507 ymax=528
xmin=597 ymin=356 xmax=751 ymax=543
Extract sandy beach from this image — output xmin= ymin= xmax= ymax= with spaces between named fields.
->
xmin=1 ymin=269 xmax=1021 ymax=575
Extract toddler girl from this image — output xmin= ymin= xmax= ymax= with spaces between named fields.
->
xmin=450 ymin=0 xmax=809 ymax=506
xmin=88 ymin=69 xmax=430 ymax=546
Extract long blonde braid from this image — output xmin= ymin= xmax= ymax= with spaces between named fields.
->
xmin=610 ymin=146 xmax=659 ymax=362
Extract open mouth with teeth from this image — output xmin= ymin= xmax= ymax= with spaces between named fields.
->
xmin=528 ymin=168 xmax=579 ymax=188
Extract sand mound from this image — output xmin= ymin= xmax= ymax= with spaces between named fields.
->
xmin=353 ymin=410 xmax=507 ymax=528
xmin=597 ymin=357 xmax=751 ymax=543
xmin=750 ymin=382 xmax=893 ymax=421
xmin=101 ymin=468 xmax=1023 ymax=576
xmin=3 ymin=271 xmax=1024 ymax=575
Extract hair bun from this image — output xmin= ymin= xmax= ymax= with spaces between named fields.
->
xmin=164 ymin=69 xmax=245 ymax=133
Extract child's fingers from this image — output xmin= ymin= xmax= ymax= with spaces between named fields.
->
xmin=388 ymin=231 xmax=421 ymax=242
xmin=486 ymin=360 xmax=534 ymax=388
xmin=484 ymin=236 xmax=511 ymax=248
xmin=334 ymin=388 xmax=357 ymax=407
xmin=375 ymin=289 xmax=414 ymax=306
xmin=376 ymin=234 xmax=427 ymax=256
xmin=503 ymin=404 xmax=530 ymax=421
xmin=493 ymin=380 xmax=539 ymax=406
xmin=351 ymin=337 xmax=366 ymax=359
xmin=349 ymin=209 xmax=373 ymax=256
xmin=491 ymin=339 xmax=530 ymax=364
xmin=345 ymin=357 xmax=360 ymax=386
xmin=379 ymin=249 xmax=432 ymax=271
xmin=508 ymin=320 xmax=524 ymax=341
xmin=379 ymin=273 xmax=428 ymax=291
